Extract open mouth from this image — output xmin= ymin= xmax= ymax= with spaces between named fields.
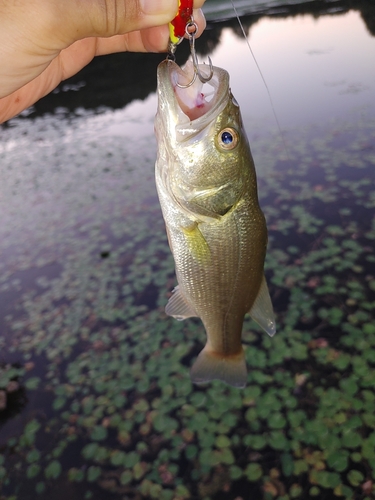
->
xmin=171 ymin=61 xmax=220 ymax=121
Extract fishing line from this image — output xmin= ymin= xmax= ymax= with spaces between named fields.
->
xmin=230 ymin=0 xmax=289 ymax=158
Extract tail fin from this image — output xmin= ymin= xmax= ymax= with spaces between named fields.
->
xmin=190 ymin=346 xmax=247 ymax=388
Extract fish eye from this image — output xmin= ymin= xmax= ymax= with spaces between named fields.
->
xmin=218 ymin=127 xmax=239 ymax=150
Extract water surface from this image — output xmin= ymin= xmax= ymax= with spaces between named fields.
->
xmin=1 ymin=3 xmax=375 ymax=500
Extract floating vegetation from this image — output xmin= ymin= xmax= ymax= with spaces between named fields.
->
xmin=0 ymin=104 xmax=375 ymax=500
xmin=0 ymin=364 xmax=25 ymax=413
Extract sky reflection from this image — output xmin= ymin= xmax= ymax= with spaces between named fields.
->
xmin=93 ymin=9 xmax=375 ymax=140
xmin=211 ymin=10 xmax=375 ymax=130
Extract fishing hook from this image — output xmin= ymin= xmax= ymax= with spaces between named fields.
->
xmin=175 ymin=21 xmax=214 ymax=89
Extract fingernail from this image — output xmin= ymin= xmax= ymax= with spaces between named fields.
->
xmin=140 ymin=0 xmax=178 ymax=17
xmin=193 ymin=8 xmax=206 ymax=33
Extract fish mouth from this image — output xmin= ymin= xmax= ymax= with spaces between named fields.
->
xmin=157 ymin=59 xmax=230 ymax=138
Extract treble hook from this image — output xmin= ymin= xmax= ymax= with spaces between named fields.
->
xmin=176 ymin=21 xmax=214 ymax=89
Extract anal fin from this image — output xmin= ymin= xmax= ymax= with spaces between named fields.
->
xmin=248 ymin=276 xmax=276 ymax=337
xmin=165 ymin=285 xmax=197 ymax=321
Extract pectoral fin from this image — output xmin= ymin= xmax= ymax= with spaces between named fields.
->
xmin=248 ymin=276 xmax=276 ymax=337
xmin=165 ymin=286 xmax=198 ymax=320
xmin=181 ymin=223 xmax=211 ymax=264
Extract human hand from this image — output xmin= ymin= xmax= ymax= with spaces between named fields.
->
xmin=0 ymin=0 xmax=206 ymax=123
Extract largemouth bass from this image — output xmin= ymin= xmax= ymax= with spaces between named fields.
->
xmin=155 ymin=59 xmax=276 ymax=388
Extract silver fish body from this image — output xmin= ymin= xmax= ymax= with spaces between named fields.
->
xmin=155 ymin=59 xmax=275 ymax=388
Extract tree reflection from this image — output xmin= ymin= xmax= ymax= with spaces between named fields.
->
xmin=20 ymin=0 xmax=375 ymax=117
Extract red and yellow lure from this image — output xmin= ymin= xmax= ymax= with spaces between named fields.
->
xmin=168 ymin=0 xmax=194 ymax=48
xmin=167 ymin=0 xmax=213 ymax=86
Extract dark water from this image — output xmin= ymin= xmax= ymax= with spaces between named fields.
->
xmin=1 ymin=1 xmax=375 ymax=499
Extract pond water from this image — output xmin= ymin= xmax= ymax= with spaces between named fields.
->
xmin=1 ymin=1 xmax=375 ymax=499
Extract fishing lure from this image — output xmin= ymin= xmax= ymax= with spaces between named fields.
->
xmin=168 ymin=0 xmax=213 ymax=87
xmin=168 ymin=0 xmax=194 ymax=47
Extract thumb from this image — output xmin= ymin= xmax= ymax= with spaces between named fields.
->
xmin=44 ymin=0 xmax=181 ymax=47
xmin=2 ymin=1 xmax=181 ymax=56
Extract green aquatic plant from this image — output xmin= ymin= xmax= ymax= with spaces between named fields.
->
xmin=1 ymin=108 xmax=375 ymax=500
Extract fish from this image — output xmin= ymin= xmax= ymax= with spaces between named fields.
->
xmin=154 ymin=59 xmax=276 ymax=388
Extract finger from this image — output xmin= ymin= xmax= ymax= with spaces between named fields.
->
xmin=40 ymin=0 xmax=206 ymax=48
xmin=94 ymin=8 xmax=206 ymax=55
xmin=79 ymin=0 xmax=207 ymax=38
xmin=58 ymin=0 xmax=177 ymax=42
xmin=58 ymin=6 xmax=206 ymax=80
xmin=52 ymin=4 xmax=207 ymax=82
